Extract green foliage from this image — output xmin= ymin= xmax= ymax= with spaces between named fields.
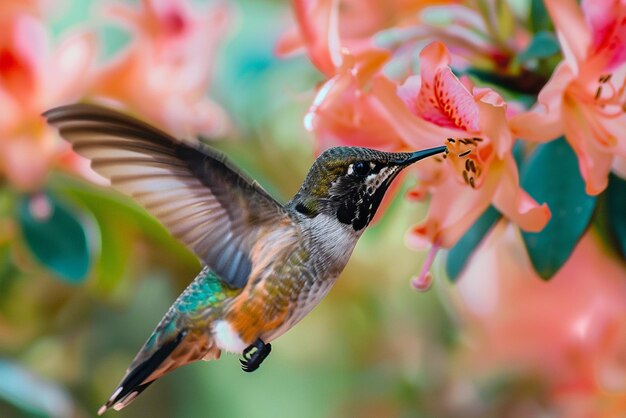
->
xmin=446 ymin=206 xmax=501 ymax=281
xmin=17 ymin=192 xmax=92 ymax=284
xmin=463 ymin=67 xmax=551 ymax=96
xmin=530 ymin=0 xmax=552 ymax=33
xmin=518 ymin=31 xmax=560 ymax=63
xmin=606 ymin=174 xmax=626 ymax=258
xmin=520 ymin=138 xmax=597 ymax=279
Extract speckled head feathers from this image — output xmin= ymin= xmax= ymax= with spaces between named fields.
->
xmin=288 ymin=146 xmax=446 ymax=231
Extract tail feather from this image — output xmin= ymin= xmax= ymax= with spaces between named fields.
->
xmin=98 ymin=382 xmax=153 ymax=415
xmin=97 ymin=268 xmax=228 ymax=414
xmin=98 ymin=330 xmax=187 ymax=415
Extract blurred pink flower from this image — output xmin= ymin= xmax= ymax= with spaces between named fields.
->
xmin=0 ymin=0 xmax=48 ymax=16
xmin=453 ymin=222 xmax=626 ymax=417
xmin=0 ymin=10 xmax=96 ymax=190
xmin=92 ymin=0 xmax=231 ymax=138
xmin=374 ymin=42 xmax=550 ymax=249
xmin=276 ymin=0 xmax=458 ymax=76
xmin=510 ymin=0 xmax=626 ymax=195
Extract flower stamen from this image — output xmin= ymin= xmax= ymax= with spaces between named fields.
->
xmin=595 ymin=86 xmax=603 ymax=101
xmin=599 ymin=74 xmax=612 ymax=84
xmin=445 ymin=136 xmax=484 ymax=189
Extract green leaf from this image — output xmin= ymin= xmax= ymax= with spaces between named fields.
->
xmin=446 ymin=206 xmax=502 ymax=281
xmin=606 ymin=173 xmax=626 ymax=258
xmin=530 ymin=0 xmax=552 ymax=33
xmin=518 ymin=31 xmax=560 ymax=63
xmin=463 ymin=67 xmax=549 ymax=96
xmin=520 ymin=138 xmax=597 ymax=279
xmin=17 ymin=192 xmax=92 ymax=284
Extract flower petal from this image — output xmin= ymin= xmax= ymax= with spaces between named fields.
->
xmin=306 ymin=72 xmax=406 ymax=151
xmin=372 ymin=75 xmax=463 ymax=149
xmin=563 ymin=106 xmax=614 ymax=195
xmin=475 ymin=88 xmax=512 ymax=159
xmin=93 ymin=0 xmax=231 ymax=138
xmin=46 ymin=31 xmax=97 ymax=106
xmin=0 ymin=129 xmax=56 ymax=190
xmin=1 ymin=13 xmax=48 ymax=106
xmin=492 ymin=156 xmax=551 ymax=232
xmin=509 ymin=63 xmax=573 ymax=142
xmin=293 ymin=0 xmax=342 ymax=75
xmin=582 ymin=0 xmax=626 ymax=70
xmin=410 ymin=164 xmax=502 ymax=248
xmin=545 ymin=0 xmax=591 ymax=71
xmin=418 ymin=41 xmax=450 ymax=88
xmin=413 ymin=42 xmax=480 ymax=132
xmin=275 ymin=25 xmax=306 ymax=57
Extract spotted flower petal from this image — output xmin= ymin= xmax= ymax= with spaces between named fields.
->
xmin=392 ymin=42 xmax=550 ymax=247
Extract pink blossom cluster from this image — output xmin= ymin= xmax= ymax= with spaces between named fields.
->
xmin=0 ymin=0 xmax=231 ymax=190
xmin=279 ymin=0 xmax=626 ymax=276
xmin=280 ymin=1 xmax=626 ymax=414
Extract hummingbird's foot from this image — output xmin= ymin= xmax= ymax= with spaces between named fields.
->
xmin=240 ymin=338 xmax=272 ymax=373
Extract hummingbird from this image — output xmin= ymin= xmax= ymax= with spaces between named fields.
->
xmin=44 ymin=104 xmax=446 ymax=414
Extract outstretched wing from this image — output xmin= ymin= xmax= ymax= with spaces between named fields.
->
xmin=45 ymin=104 xmax=288 ymax=288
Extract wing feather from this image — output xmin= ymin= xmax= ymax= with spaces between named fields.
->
xmin=44 ymin=104 xmax=290 ymax=289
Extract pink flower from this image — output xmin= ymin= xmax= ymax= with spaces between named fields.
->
xmin=91 ymin=0 xmax=231 ymax=138
xmin=0 ymin=11 xmax=96 ymax=190
xmin=277 ymin=0 xmax=458 ymax=76
xmin=453 ymin=222 xmax=626 ymax=417
xmin=375 ymin=42 xmax=550 ymax=249
xmin=304 ymin=49 xmax=399 ymax=151
xmin=510 ymin=0 xmax=626 ymax=195
xmin=0 ymin=0 xmax=49 ymax=16
xmin=304 ymin=40 xmax=550 ymax=288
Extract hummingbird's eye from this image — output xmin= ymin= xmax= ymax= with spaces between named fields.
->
xmin=352 ymin=161 xmax=370 ymax=177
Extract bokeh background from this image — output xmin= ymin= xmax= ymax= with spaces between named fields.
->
xmin=1 ymin=0 xmax=626 ymax=417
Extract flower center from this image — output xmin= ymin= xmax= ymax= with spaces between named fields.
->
xmin=437 ymin=137 xmax=485 ymax=189
xmin=591 ymin=72 xmax=626 ymax=118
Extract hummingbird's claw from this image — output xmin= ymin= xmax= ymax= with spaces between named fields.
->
xmin=240 ymin=338 xmax=272 ymax=373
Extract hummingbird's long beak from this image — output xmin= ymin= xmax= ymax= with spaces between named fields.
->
xmin=397 ymin=146 xmax=447 ymax=166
